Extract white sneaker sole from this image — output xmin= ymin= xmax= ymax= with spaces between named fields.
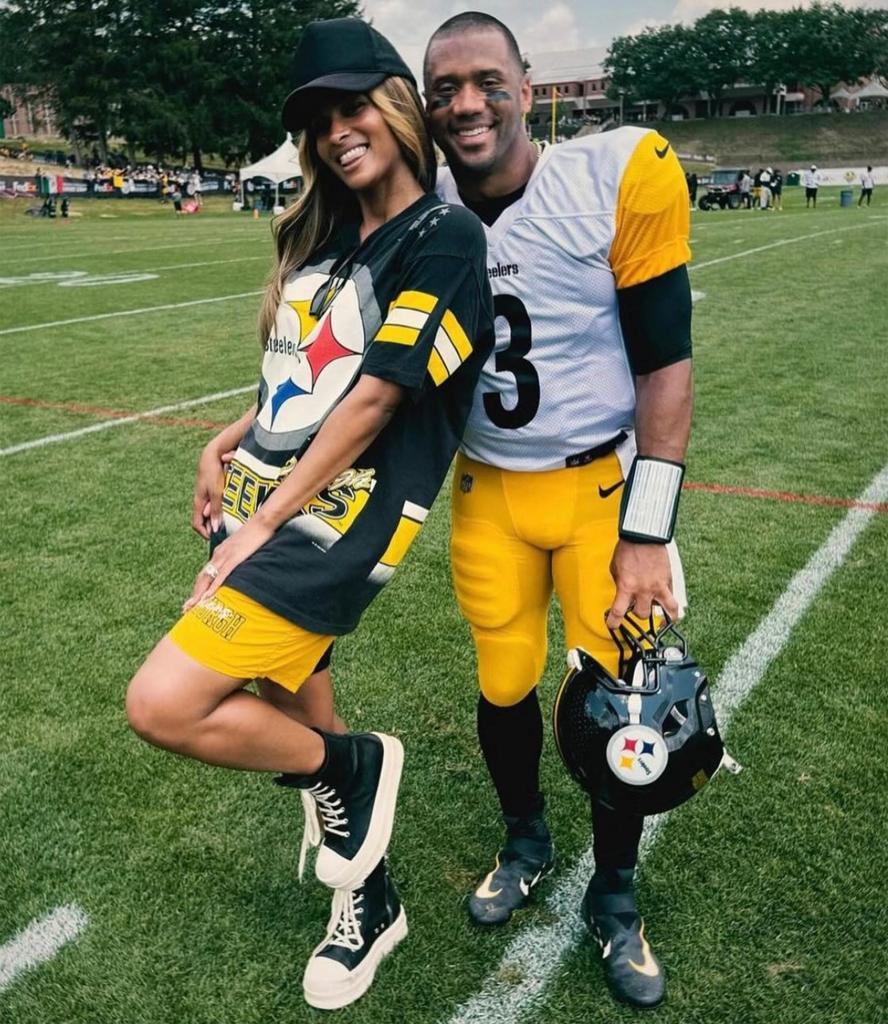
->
xmin=315 ymin=733 xmax=404 ymax=890
xmin=303 ymin=907 xmax=408 ymax=1010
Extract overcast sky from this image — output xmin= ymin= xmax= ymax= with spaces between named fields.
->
xmin=361 ymin=0 xmax=879 ymax=82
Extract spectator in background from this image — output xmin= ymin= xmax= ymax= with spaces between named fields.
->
xmin=60 ymin=197 xmax=69 ymax=218
xmin=804 ymin=165 xmax=819 ymax=208
xmin=739 ymin=170 xmax=753 ymax=209
xmin=759 ymin=167 xmax=772 ymax=210
xmin=859 ymin=166 xmax=874 ymax=207
xmin=686 ymin=171 xmax=698 ymax=209
xmin=771 ymin=169 xmax=783 ymax=210
xmin=752 ymin=168 xmax=763 ymax=208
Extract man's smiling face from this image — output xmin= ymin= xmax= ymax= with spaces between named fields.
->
xmin=424 ymin=28 xmax=531 ymax=178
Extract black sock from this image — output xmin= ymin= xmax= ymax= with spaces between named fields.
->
xmin=477 ymin=690 xmax=544 ymax=820
xmin=587 ymin=805 xmax=642 ymax=923
xmin=274 ymin=729 xmax=354 ymax=790
xmin=591 ymin=802 xmax=643 ymax=883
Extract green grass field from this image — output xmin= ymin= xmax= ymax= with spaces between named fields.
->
xmin=1 ymin=187 xmax=887 ymax=1024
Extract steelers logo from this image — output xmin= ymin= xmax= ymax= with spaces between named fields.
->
xmin=257 ymin=273 xmax=365 ymax=435
xmin=606 ymin=725 xmax=668 ymax=786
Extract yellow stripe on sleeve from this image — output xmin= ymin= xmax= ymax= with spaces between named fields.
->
xmin=379 ymin=516 xmax=423 ymax=567
xmin=608 ymin=131 xmax=690 ymax=290
xmin=427 ymin=347 xmax=449 ymax=386
xmin=441 ymin=309 xmax=473 ymax=360
xmin=394 ymin=289 xmax=437 ymax=313
xmin=375 ymin=323 xmax=420 ymax=346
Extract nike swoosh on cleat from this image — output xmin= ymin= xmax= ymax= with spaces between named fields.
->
xmin=475 ymin=858 xmax=504 ymax=900
xmin=598 ymin=480 xmax=624 ymax=499
xmin=628 ymin=925 xmax=660 ymax=977
xmin=518 ymin=869 xmax=541 ymax=897
xmin=655 ymin=143 xmax=670 ymax=159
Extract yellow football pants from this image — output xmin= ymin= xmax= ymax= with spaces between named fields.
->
xmin=451 ymin=451 xmax=628 ymax=707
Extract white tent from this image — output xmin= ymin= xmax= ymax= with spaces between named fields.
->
xmin=238 ymin=133 xmax=302 ymax=207
xmin=856 ymin=79 xmax=888 ymax=99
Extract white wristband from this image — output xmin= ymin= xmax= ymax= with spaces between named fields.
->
xmin=619 ymin=457 xmax=685 ymax=543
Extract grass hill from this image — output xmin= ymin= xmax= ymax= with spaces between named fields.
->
xmin=662 ymin=110 xmax=888 ymax=168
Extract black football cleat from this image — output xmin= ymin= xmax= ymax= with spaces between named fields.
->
xmin=581 ymin=874 xmax=665 ymax=1009
xmin=303 ymin=860 xmax=408 ymax=1010
xmin=277 ymin=732 xmax=403 ymax=890
xmin=468 ymin=811 xmax=554 ymax=925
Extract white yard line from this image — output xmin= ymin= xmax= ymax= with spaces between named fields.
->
xmin=0 ymin=905 xmax=88 ymax=992
xmin=0 ymin=385 xmax=254 ymax=456
xmin=690 ymin=220 xmax=882 ymax=271
xmin=3 ymin=235 xmax=265 ymax=266
xmin=0 ymin=255 xmax=269 ymax=289
xmin=0 ymin=290 xmax=264 ymax=336
xmin=445 ymin=456 xmax=888 ymax=1024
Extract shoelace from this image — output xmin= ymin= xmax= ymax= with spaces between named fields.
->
xmin=309 ymin=782 xmax=351 ymax=837
xmin=297 ymin=790 xmax=323 ymax=881
xmin=325 ymin=889 xmax=365 ymax=951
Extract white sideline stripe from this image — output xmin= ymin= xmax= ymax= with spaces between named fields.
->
xmin=0 ymin=904 xmax=88 ymax=991
xmin=690 ymin=221 xmax=882 ymax=271
xmin=446 ymin=456 xmax=888 ymax=1024
xmin=0 ymin=386 xmax=254 ymax=456
xmin=0 ymin=256 xmax=268 ymax=287
xmin=0 ymin=290 xmax=264 ymax=336
xmin=3 ymin=235 xmax=266 ymax=266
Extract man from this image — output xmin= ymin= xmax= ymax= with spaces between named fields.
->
xmin=739 ymin=169 xmax=753 ymax=209
xmin=759 ymin=167 xmax=772 ymax=210
xmin=804 ymin=164 xmax=819 ymax=208
xmin=424 ymin=13 xmax=692 ymax=1010
xmin=859 ymin=165 xmax=874 ymax=207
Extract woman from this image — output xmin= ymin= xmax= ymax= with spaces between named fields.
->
xmin=127 ymin=18 xmax=492 ymax=1011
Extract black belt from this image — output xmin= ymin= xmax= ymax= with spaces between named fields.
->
xmin=564 ymin=431 xmax=627 ymax=469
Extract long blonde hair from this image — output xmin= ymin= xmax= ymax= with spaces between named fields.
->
xmin=258 ymin=76 xmax=436 ymax=344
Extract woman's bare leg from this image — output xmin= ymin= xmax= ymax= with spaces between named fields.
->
xmin=257 ymin=669 xmax=347 ymax=734
xmin=126 ymin=636 xmax=324 ymax=773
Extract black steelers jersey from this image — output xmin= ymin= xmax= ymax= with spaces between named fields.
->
xmin=223 ymin=193 xmax=493 ymax=635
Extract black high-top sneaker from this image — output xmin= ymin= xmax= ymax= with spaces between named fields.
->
xmin=276 ymin=731 xmax=403 ymax=890
xmin=468 ymin=807 xmax=554 ymax=925
xmin=303 ymin=860 xmax=408 ymax=1010
xmin=581 ymin=868 xmax=665 ymax=1009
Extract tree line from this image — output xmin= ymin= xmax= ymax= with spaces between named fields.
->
xmin=0 ymin=0 xmax=360 ymax=168
xmin=604 ymin=3 xmax=887 ymax=118
xmin=1 ymin=2 xmax=886 ymax=168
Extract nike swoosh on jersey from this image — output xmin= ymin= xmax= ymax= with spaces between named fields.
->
xmin=598 ymin=480 xmax=624 ymax=499
xmin=628 ymin=925 xmax=660 ymax=977
xmin=475 ymin=857 xmax=503 ymax=900
xmin=655 ymin=143 xmax=670 ymax=159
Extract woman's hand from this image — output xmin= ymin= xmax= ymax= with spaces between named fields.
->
xmin=191 ymin=445 xmax=236 ymax=539
xmin=183 ymin=515 xmax=275 ymax=611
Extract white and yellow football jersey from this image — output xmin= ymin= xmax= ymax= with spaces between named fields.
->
xmin=436 ymin=126 xmax=691 ymax=472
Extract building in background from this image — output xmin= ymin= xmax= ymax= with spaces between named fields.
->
xmin=526 ymin=50 xmax=884 ymax=136
xmin=1 ymin=85 xmax=58 ymax=139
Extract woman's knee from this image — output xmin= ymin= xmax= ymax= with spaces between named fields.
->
xmin=126 ymin=666 xmax=191 ymax=749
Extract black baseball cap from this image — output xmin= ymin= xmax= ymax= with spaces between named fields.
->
xmin=282 ymin=19 xmax=416 ymax=132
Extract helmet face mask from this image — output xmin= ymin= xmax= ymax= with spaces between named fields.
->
xmin=553 ymin=615 xmax=729 ymax=815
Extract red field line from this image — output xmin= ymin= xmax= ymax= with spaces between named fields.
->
xmin=683 ymin=480 xmax=888 ymax=514
xmin=0 ymin=394 xmax=228 ymax=431
xmin=3 ymin=392 xmax=887 ymax=514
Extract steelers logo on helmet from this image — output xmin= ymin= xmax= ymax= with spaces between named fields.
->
xmin=552 ymin=614 xmax=736 ymax=816
xmin=606 ymin=725 xmax=668 ymax=786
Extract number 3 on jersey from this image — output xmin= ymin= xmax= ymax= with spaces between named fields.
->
xmin=482 ymin=294 xmax=540 ymax=429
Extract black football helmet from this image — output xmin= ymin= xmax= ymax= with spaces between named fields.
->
xmin=553 ymin=615 xmax=737 ymax=816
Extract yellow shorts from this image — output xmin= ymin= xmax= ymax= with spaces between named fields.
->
xmin=169 ymin=585 xmax=334 ymax=693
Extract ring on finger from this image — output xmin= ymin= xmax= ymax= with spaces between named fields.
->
xmin=202 ymin=562 xmax=219 ymax=580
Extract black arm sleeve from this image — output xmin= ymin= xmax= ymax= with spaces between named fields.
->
xmin=616 ymin=264 xmax=693 ymax=376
